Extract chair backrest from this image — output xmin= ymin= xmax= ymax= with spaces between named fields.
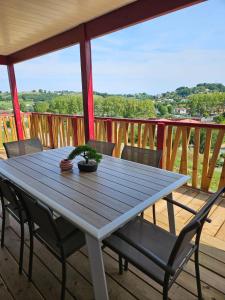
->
xmin=0 ymin=178 xmax=20 ymax=209
xmin=168 ymin=187 xmax=225 ymax=270
xmin=19 ymin=191 xmax=60 ymax=242
xmin=121 ymin=145 xmax=162 ymax=167
xmin=87 ymin=140 xmax=115 ymax=156
xmin=3 ymin=138 xmax=43 ymax=158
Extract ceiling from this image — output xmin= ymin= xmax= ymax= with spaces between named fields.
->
xmin=0 ymin=0 xmax=136 ymax=55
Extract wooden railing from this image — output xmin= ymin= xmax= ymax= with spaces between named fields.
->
xmin=1 ymin=112 xmax=225 ymax=193
xmin=0 ymin=113 xmax=31 ymax=148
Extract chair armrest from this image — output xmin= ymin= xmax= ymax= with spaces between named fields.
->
xmin=163 ymin=196 xmax=211 ymax=223
xmin=114 ymin=231 xmax=174 ymax=274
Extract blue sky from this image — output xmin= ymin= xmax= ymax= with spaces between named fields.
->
xmin=1 ymin=0 xmax=225 ymax=94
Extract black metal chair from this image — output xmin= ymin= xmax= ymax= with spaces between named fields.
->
xmin=121 ymin=145 xmax=162 ymax=167
xmin=103 ymin=187 xmax=224 ymax=300
xmin=0 ymin=178 xmax=27 ymax=274
xmin=18 ymin=190 xmax=86 ymax=300
xmin=3 ymin=138 xmax=43 ymax=158
xmin=87 ymin=140 xmax=115 ymax=156
xmin=121 ymin=145 xmax=162 ymax=224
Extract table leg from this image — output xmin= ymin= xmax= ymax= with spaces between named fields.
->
xmin=85 ymin=233 xmax=109 ymax=300
xmin=166 ymin=193 xmax=176 ymax=234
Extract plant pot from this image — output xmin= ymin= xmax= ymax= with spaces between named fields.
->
xmin=60 ymin=159 xmax=73 ymax=171
xmin=78 ymin=160 xmax=98 ymax=172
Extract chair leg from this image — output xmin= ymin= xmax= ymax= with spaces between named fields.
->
xmin=19 ymin=222 xmax=24 ymax=274
xmin=1 ymin=206 xmax=6 ymax=248
xmin=119 ymin=255 xmax=123 ymax=274
xmin=61 ymin=260 xmax=67 ymax=300
xmin=163 ymin=284 xmax=169 ymax=300
xmin=152 ymin=204 xmax=156 ymax=225
xmin=124 ymin=259 xmax=128 ymax=271
xmin=195 ymin=249 xmax=203 ymax=300
xmin=28 ymin=225 xmax=34 ymax=281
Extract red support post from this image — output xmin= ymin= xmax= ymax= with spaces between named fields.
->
xmin=157 ymin=122 xmax=166 ymax=150
xmin=157 ymin=122 xmax=166 ymax=168
xmin=79 ymin=25 xmax=94 ymax=143
xmin=7 ymin=64 xmax=24 ymax=140
xmin=106 ymin=119 xmax=112 ymax=142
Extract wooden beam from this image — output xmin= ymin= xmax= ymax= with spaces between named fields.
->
xmin=0 ymin=55 xmax=7 ymax=65
xmin=8 ymin=26 xmax=82 ymax=64
xmin=7 ymin=64 xmax=24 ymax=140
xmin=6 ymin=0 xmax=204 ymax=63
xmin=79 ymin=25 xmax=94 ymax=143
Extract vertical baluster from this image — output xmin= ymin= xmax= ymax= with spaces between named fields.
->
xmin=149 ymin=124 xmax=155 ymax=150
xmin=142 ymin=124 xmax=148 ymax=148
xmin=137 ymin=123 xmax=142 ymax=147
xmin=130 ymin=123 xmax=135 ymax=146
xmin=204 ymin=129 xmax=225 ymax=191
xmin=192 ymin=127 xmax=200 ymax=188
xmin=179 ymin=127 xmax=188 ymax=175
xmin=168 ymin=126 xmax=182 ymax=171
xmin=201 ymin=128 xmax=212 ymax=191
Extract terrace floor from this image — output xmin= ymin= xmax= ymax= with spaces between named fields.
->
xmin=0 ymin=187 xmax=225 ymax=299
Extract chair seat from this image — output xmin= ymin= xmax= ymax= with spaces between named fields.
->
xmin=103 ymin=217 xmax=194 ymax=285
xmin=35 ymin=217 xmax=85 ymax=258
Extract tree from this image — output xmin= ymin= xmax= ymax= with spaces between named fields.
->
xmin=34 ymin=101 xmax=49 ymax=112
xmin=175 ymin=86 xmax=191 ymax=97
xmin=20 ymin=101 xmax=27 ymax=112
xmin=167 ymin=105 xmax=173 ymax=114
xmin=158 ymin=104 xmax=168 ymax=116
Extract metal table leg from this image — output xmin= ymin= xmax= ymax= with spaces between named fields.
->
xmin=86 ymin=233 xmax=109 ymax=300
xmin=166 ymin=193 xmax=176 ymax=234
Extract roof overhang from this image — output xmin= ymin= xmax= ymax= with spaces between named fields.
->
xmin=0 ymin=0 xmax=205 ymax=64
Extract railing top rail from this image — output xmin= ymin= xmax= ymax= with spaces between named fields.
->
xmin=1 ymin=112 xmax=225 ymax=130
xmin=30 ymin=112 xmax=225 ymax=130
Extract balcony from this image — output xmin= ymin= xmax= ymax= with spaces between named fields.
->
xmin=0 ymin=112 xmax=224 ymax=299
xmin=0 ymin=1 xmax=224 ymax=298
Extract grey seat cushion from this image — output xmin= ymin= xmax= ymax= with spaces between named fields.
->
xmin=103 ymin=217 xmax=193 ymax=285
xmin=35 ymin=217 xmax=85 ymax=257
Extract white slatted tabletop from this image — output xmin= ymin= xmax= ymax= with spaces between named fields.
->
xmin=0 ymin=146 xmax=189 ymax=300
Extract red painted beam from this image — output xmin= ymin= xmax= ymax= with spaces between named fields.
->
xmin=6 ymin=0 xmax=205 ymax=63
xmin=86 ymin=0 xmax=205 ymax=39
xmin=7 ymin=64 xmax=24 ymax=140
xmin=79 ymin=25 xmax=95 ymax=143
xmin=0 ymin=55 xmax=7 ymax=65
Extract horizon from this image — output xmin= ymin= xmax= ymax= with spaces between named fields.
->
xmin=0 ymin=0 xmax=225 ymax=94
xmin=1 ymin=81 xmax=225 ymax=96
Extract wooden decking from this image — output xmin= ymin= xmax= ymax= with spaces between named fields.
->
xmin=0 ymin=187 xmax=224 ymax=299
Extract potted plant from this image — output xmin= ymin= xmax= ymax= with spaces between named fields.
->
xmin=67 ymin=145 xmax=102 ymax=172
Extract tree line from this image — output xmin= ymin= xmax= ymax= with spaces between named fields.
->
xmin=33 ymin=95 xmax=156 ymax=119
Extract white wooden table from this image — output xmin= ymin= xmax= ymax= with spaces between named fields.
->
xmin=0 ymin=147 xmax=189 ymax=300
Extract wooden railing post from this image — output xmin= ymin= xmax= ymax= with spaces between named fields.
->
xmin=157 ymin=122 xmax=166 ymax=168
xmin=107 ymin=119 xmax=112 ymax=142
xmin=72 ymin=116 xmax=78 ymax=146
xmin=47 ymin=114 xmax=54 ymax=148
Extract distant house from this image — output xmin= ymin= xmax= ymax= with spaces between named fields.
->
xmin=174 ymin=107 xmax=187 ymax=115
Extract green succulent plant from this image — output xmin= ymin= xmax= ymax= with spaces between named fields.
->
xmin=67 ymin=145 xmax=102 ymax=164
